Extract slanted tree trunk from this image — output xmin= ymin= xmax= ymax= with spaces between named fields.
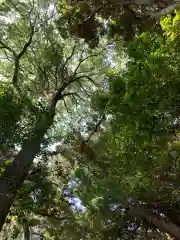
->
xmin=22 ymin=220 xmax=30 ymax=240
xmin=133 ymin=205 xmax=180 ymax=239
xmin=0 ymin=111 xmax=55 ymax=231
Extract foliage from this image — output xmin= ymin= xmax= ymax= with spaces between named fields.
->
xmin=1 ymin=0 xmax=180 ymax=240
xmin=161 ymin=9 xmax=180 ymax=40
xmin=56 ymin=0 xmax=166 ymax=46
xmin=0 ymin=86 xmax=23 ymax=149
xmin=64 ymin=12 xmax=180 ymax=239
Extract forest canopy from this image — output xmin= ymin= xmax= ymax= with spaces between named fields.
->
xmin=1 ymin=0 xmax=180 ymax=239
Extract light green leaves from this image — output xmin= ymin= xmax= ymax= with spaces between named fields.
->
xmin=161 ymin=9 xmax=180 ymax=41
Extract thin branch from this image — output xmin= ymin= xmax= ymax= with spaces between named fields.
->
xmin=61 ymin=92 xmax=85 ymax=113
xmin=86 ymin=114 xmax=106 ymax=143
xmin=17 ymin=27 xmax=34 ymax=59
xmin=1 ymin=24 xmax=35 ymax=92
xmin=75 ymin=75 xmax=99 ymax=86
xmin=50 ymin=49 xmax=102 ymax=109
xmin=73 ymin=51 xmax=103 ymax=77
xmin=74 ymin=92 xmax=86 ymax=102
xmin=77 ymin=80 xmax=92 ymax=97
xmin=61 ymin=44 xmax=77 ymax=78
xmin=73 ymin=48 xmax=85 ymax=76
xmin=71 ymin=95 xmax=84 ymax=118
xmin=27 ymin=48 xmax=45 ymax=74
xmin=50 ymin=76 xmax=78 ymax=108
xmin=61 ymin=92 xmax=77 ymax=98
xmin=2 ymin=49 xmax=14 ymax=63
xmin=63 ymin=98 xmax=71 ymax=114
xmin=0 ymin=41 xmax=16 ymax=57
xmin=76 ymin=68 xmax=99 ymax=75
xmin=51 ymin=72 xmax=97 ymax=109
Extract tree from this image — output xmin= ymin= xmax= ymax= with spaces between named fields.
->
xmin=65 ymin=11 xmax=180 ymax=239
xmin=0 ymin=151 xmax=78 ymax=240
xmin=56 ymin=0 xmax=179 ymax=46
xmin=1 ymin=0 xmax=180 ymax=239
xmin=0 ymin=0 xmax=108 ymax=231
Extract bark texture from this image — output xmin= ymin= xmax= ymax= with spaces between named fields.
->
xmin=0 ymin=112 xmax=54 ymax=231
xmin=134 ymin=205 xmax=180 ymax=239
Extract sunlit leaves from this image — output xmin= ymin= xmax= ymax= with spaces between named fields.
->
xmin=160 ymin=9 xmax=180 ymax=41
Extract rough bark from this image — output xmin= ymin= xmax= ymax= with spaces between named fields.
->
xmin=0 ymin=112 xmax=55 ymax=231
xmin=133 ymin=205 xmax=180 ymax=239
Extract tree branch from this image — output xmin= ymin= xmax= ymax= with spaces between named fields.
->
xmin=77 ymin=75 xmax=99 ymax=86
xmin=50 ymin=47 xmax=102 ymax=110
xmin=146 ymin=2 xmax=180 ymax=17
xmin=77 ymin=80 xmax=91 ymax=97
xmin=1 ymin=26 xmax=35 ymax=93
xmin=13 ymin=26 xmax=34 ymax=91
xmin=73 ymin=51 xmax=103 ymax=78
xmin=131 ymin=204 xmax=180 ymax=239
xmin=61 ymin=44 xmax=77 ymax=79
xmin=86 ymin=114 xmax=106 ymax=143
xmin=0 ymin=41 xmax=16 ymax=57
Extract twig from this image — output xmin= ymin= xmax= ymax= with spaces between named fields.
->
xmin=50 ymin=48 xmax=102 ymax=109
xmin=76 ymin=80 xmax=92 ymax=97
xmin=72 ymin=51 xmax=103 ymax=78
xmin=63 ymin=98 xmax=71 ymax=114
xmin=61 ymin=44 xmax=77 ymax=78
xmin=0 ymin=41 xmax=16 ymax=57
xmin=86 ymin=114 xmax=106 ymax=143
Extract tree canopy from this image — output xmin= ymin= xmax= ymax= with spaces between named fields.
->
xmin=1 ymin=0 xmax=180 ymax=239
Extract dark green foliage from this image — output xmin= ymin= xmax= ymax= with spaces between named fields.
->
xmin=56 ymin=0 xmax=162 ymax=46
xmin=0 ymin=87 xmax=23 ymax=149
xmin=1 ymin=1 xmax=180 ymax=239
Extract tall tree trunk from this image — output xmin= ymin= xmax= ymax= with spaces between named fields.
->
xmin=133 ymin=205 xmax=180 ymax=239
xmin=0 ymin=113 xmax=54 ymax=231
xmin=22 ymin=221 xmax=30 ymax=240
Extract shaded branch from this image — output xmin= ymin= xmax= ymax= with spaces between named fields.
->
xmin=61 ymin=92 xmax=77 ymax=98
xmin=51 ymin=77 xmax=77 ymax=108
xmin=63 ymin=98 xmax=71 ymax=114
xmin=51 ymin=73 xmax=96 ymax=109
xmin=50 ymin=48 xmax=102 ymax=111
xmin=86 ymin=114 xmax=106 ymax=143
xmin=13 ymin=26 xmax=35 ymax=91
xmin=61 ymin=43 xmax=77 ymax=79
xmin=79 ymin=114 xmax=106 ymax=164
xmin=73 ymin=51 xmax=103 ymax=78
xmin=0 ymin=41 xmax=16 ymax=57
xmin=76 ymin=74 xmax=99 ymax=86
xmin=0 ymin=30 xmax=35 ymax=93
xmin=131 ymin=204 xmax=180 ymax=239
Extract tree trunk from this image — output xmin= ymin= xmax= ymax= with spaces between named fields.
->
xmin=23 ymin=221 xmax=30 ymax=240
xmin=133 ymin=205 xmax=180 ymax=239
xmin=0 ymin=113 xmax=54 ymax=231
